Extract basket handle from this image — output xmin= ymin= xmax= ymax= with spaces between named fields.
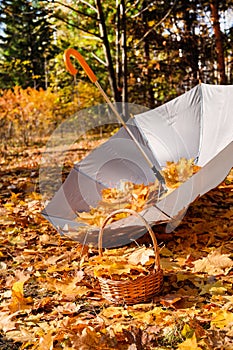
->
xmin=63 ymin=47 xmax=97 ymax=83
xmin=98 ymin=208 xmax=161 ymax=270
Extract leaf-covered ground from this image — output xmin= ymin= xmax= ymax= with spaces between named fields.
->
xmin=0 ymin=141 xmax=233 ymax=350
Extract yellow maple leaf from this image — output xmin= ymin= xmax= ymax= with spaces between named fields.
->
xmin=9 ymin=280 xmax=33 ymax=312
xmin=178 ymin=333 xmax=201 ymax=350
xmin=108 ymin=262 xmax=132 ymax=276
xmin=101 ymin=306 xmax=129 ymax=319
xmin=211 ymin=309 xmax=233 ymax=329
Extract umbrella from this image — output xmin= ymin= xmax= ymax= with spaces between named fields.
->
xmin=41 ymin=49 xmax=233 ymax=248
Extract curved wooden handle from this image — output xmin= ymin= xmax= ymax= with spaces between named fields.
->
xmin=98 ymin=208 xmax=161 ymax=270
xmin=64 ymin=48 xmax=97 ymax=83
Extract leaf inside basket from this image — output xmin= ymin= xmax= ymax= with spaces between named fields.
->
xmin=128 ymin=246 xmax=155 ymax=266
xmin=88 ymin=245 xmax=156 ymax=281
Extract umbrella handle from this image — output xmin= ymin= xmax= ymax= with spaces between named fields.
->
xmin=64 ymin=48 xmax=97 ymax=83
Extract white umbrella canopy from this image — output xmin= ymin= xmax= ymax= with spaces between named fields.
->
xmin=42 ymin=83 xmax=233 ymax=247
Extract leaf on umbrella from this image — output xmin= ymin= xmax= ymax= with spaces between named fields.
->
xmin=75 ymin=181 xmax=160 ymax=226
xmin=162 ymin=158 xmax=201 ymax=189
xmin=75 ymin=159 xmax=200 ymax=227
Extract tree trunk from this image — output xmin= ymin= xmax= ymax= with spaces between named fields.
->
xmin=210 ymin=0 xmax=227 ymax=84
xmin=143 ymin=0 xmax=155 ymax=108
xmin=116 ymin=0 xmax=122 ymax=92
xmin=121 ymin=0 xmax=128 ymax=105
xmin=144 ymin=40 xmax=155 ymax=108
xmin=95 ymin=0 xmax=121 ymax=102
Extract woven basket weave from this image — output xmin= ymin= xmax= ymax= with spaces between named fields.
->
xmin=97 ymin=208 xmax=163 ymax=305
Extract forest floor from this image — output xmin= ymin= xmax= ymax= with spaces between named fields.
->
xmin=0 ymin=138 xmax=233 ymax=350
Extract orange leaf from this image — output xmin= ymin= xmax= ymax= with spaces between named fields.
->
xmin=9 ymin=274 xmax=32 ymax=312
xmin=37 ymin=331 xmax=54 ymax=350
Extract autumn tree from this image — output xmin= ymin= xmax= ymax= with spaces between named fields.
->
xmin=209 ymin=0 xmax=227 ymax=84
xmin=0 ymin=0 xmax=56 ymax=89
xmin=4 ymin=0 xmax=230 ymax=104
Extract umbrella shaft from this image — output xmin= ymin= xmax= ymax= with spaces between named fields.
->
xmin=95 ymin=81 xmax=154 ymax=169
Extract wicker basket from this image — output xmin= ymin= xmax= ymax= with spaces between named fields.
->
xmin=97 ymin=208 xmax=163 ymax=305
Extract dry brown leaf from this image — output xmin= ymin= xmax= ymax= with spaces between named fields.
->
xmin=193 ymin=250 xmax=233 ymax=275
xmin=51 ymin=278 xmax=89 ymax=299
xmin=72 ymin=326 xmax=100 ymax=349
xmin=128 ymin=247 xmax=155 ymax=266
xmin=160 ymin=294 xmax=182 ymax=308
xmin=0 ymin=311 xmax=17 ymax=333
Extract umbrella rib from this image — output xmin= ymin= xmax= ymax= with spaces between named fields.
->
xmin=73 ymin=165 xmax=108 ymax=188
xmin=153 ymin=204 xmax=173 ymax=220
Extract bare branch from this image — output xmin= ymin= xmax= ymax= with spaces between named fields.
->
xmin=52 ymin=0 xmax=98 ymax=21
xmin=54 ymin=14 xmax=101 ymax=39
xmin=125 ymin=0 xmax=141 ymax=14
xmin=134 ymin=0 xmax=178 ymax=47
xmin=91 ymin=52 xmax=107 ymax=66
xmin=131 ymin=0 xmax=158 ymax=18
xmin=77 ymin=0 xmax=98 ymax=13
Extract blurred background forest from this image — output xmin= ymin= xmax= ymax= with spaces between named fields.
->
xmin=0 ymin=0 xmax=232 ymax=148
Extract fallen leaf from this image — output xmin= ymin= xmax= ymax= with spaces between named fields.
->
xmin=51 ymin=278 xmax=90 ymax=300
xmin=37 ymin=331 xmax=54 ymax=350
xmin=193 ymin=250 xmax=233 ymax=275
xmin=178 ymin=332 xmax=202 ymax=350
xmin=0 ymin=311 xmax=17 ymax=332
xmin=101 ymin=306 xmax=129 ymax=319
xmin=9 ymin=274 xmax=32 ymax=312
xmin=160 ymin=294 xmax=182 ymax=308
xmin=181 ymin=323 xmax=194 ymax=338
xmin=211 ymin=309 xmax=233 ymax=329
